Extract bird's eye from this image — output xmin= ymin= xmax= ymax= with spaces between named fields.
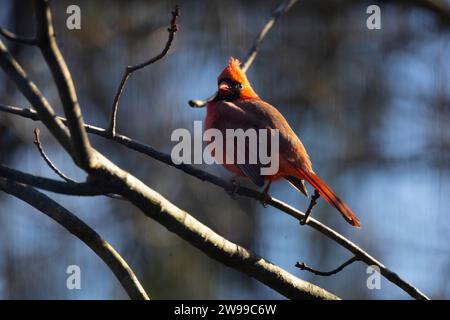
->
xmin=232 ymin=82 xmax=242 ymax=90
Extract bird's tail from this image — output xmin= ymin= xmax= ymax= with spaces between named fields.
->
xmin=299 ymin=169 xmax=360 ymax=227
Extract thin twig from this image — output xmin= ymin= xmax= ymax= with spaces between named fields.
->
xmin=107 ymin=5 xmax=180 ymax=137
xmin=0 ymin=103 xmax=430 ymax=300
xmin=0 ymin=177 xmax=150 ymax=300
xmin=33 ymin=128 xmax=76 ymax=183
xmin=188 ymin=0 xmax=298 ymax=108
xmin=0 ymin=28 xmax=38 ymax=45
xmin=241 ymin=0 xmax=298 ymax=72
xmin=301 ymin=189 xmax=320 ymax=225
xmin=32 ymin=128 xmax=124 ymax=200
xmin=296 ymin=256 xmax=359 ymax=276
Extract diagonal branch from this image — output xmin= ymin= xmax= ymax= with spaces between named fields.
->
xmin=188 ymin=0 xmax=298 ymax=108
xmin=113 ymin=171 xmax=339 ymax=300
xmin=107 ymin=5 xmax=180 ymax=137
xmin=0 ymin=177 xmax=149 ymax=300
xmin=0 ymin=41 xmax=72 ymax=153
xmin=35 ymin=0 xmax=95 ymax=170
xmin=241 ymin=0 xmax=298 ymax=73
xmin=0 ymin=28 xmax=38 ymax=45
xmin=0 ymin=103 xmax=430 ymax=300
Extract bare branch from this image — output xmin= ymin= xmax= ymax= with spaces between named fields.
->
xmin=0 ymin=41 xmax=72 ymax=152
xmin=0 ymin=28 xmax=38 ymax=45
xmin=296 ymin=256 xmax=360 ymax=277
xmin=32 ymin=128 xmax=124 ymax=200
xmin=301 ymin=189 xmax=320 ymax=225
xmin=0 ymin=106 xmax=334 ymax=300
xmin=188 ymin=0 xmax=298 ymax=108
xmin=108 ymin=5 xmax=180 ymax=137
xmin=0 ymin=165 xmax=110 ymax=196
xmin=241 ymin=0 xmax=298 ymax=72
xmin=0 ymin=1 xmax=428 ymax=300
xmin=113 ymin=173 xmax=339 ymax=300
xmin=33 ymin=128 xmax=76 ymax=183
xmin=0 ymin=178 xmax=149 ymax=300
xmin=35 ymin=0 xmax=95 ymax=170
xmin=272 ymin=198 xmax=429 ymax=300
xmin=0 ymin=103 xmax=430 ymax=300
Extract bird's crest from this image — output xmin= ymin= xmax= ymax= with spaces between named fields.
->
xmin=218 ymin=57 xmax=258 ymax=99
xmin=218 ymin=58 xmax=247 ymax=84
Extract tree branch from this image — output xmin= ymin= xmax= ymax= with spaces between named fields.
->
xmin=35 ymin=0 xmax=95 ymax=170
xmin=0 ymin=165 xmax=111 ymax=196
xmin=0 ymin=103 xmax=430 ymax=300
xmin=241 ymin=0 xmax=298 ymax=73
xmin=301 ymin=189 xmax=320 ymax=225
xmin=107 ymin=5 xmax=180 ymax=137
xmin=113 ymin=172 xmax=339 ymax=300
xmin=296 ymin=256 xmax=360 ymax=277
xmin=0 ymin=28 xmax=38 ymax=45
xmin=0 ymin=177 xmax=149 ymax=300
xmin=0 ymin=108 xmax=338 ymax=300
xmin=0 ymin=1 xmax=428 ymax=300
xmin=0 ymin=40 xmax=72 ymax=152
xmin=188 ymin=0 xmax=298 ymax=108
xmin=33 ymin=128 xmax=76 ymax=183
xmin=32 ymin=128 xmax=124 ymax=200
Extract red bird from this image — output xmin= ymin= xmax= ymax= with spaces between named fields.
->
xmin=205 ymin=58 xmax=360 ymax=227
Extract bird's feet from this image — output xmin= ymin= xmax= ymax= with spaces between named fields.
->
xmin=226 ymin=177 xmax=240 ymax=199
xmin=259 ymin=192 xmax=271 ymax=208
xmin=259 ymin=181 xmax=272 ymax=208
xmin=300 ymin=189 xmax=320 ymax=225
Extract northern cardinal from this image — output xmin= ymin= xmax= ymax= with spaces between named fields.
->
xmin=205 ymin=58 xmax=360 ymax=227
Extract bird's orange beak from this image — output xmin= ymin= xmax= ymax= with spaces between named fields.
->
xmin=218 ymin=81 xmax=232 ymax=96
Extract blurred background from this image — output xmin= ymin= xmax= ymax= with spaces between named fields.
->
xmin=0 ymin=0 xmax=449 ymax=299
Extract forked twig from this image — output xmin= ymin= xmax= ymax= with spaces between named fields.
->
xmin=108 ymin=5 xmax=180 ymax=136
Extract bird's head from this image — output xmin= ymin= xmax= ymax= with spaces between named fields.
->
xmin=215 ymin=57 xmax=258 ymax=102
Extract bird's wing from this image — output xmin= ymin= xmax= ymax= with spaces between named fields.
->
xmin=213 ymin=99 xmax=313 ymax=173
xmin=236 ymin=163 xmax=265 ymax=187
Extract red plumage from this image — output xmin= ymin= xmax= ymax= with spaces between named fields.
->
xmin=205 ymin=58 xmax=360 ymax=227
